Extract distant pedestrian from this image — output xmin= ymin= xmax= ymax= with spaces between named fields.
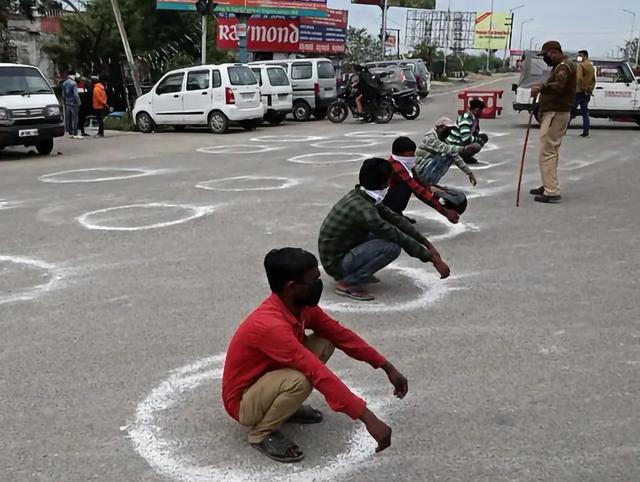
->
xmin=571 ymin=50 xmax=596 ymax=138
xmin=77 ymin=75 xmax=90 ymax=138
xmin=530 ymin=40 xmax=577 ymax=204
xmin=62 ymin=71 xmax=81 ymax=138
xmin=446 ymin=98 xmax=489 ymax=164
xmin=92 ymin=75 xmax=109 ymax=138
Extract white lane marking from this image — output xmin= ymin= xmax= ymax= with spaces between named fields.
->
xmin=76 ymin=203 xmax=217 ymax=231
xmin=429 ymin=75 xmax=517 ymax=98
xmin=251 ymin=135 xmax=325 ymax=143
xmin=196 ymin=176 xmax=301 ymax=192
xmin=287 ymin=153 xmax=370 ymax=165
xmin=310 ymin=139 xmax=381 ymax=149
xmin=403 ymin=209 xmax=480 ymax=241
xmin=344 ymin=130 xmax=407 ymax=139
xmin=321 ymin=265 xmax=460 ymax=313
xmin=0 ymin=255 xmax=66 ymax=305
xmin=470 ymin=160 xmax=507 ymax=170
xmin=197 ymin=145 xmax=280 ymax=154
xmin=38 ymin=168 xmax=167 ymax=184
xmin=481 ymin=142 xmax=500 ymax=152
xmin=482 ymin=131 xmax=509 ymax=137
xmin=0 ymin=199 xmax=23 ymax=210
xmin=127 ymin=354 xmax=390 ymax=482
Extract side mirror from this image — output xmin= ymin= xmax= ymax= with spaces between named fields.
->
xmin=511 ymin=83 xmax=518 ymax=93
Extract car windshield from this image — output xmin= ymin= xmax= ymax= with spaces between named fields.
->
xmin=228 ymin=66 xmax=258 ymax=85
xmin=0 ymin=66 xmax=52 ymax=95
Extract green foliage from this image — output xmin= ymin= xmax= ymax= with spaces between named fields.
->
xmin=344 ymin=26 xmax=380 ymax=66
xmin=104 ymin=111 xmax=133 ymax=130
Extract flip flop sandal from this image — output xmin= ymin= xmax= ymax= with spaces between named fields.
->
xmin=251 ymin=431 xmax=304 ymax=463
xmin=334 ymin=286 xmax=375 ymax=301
xmin=285 ymin=405 xmax=323 ymax=424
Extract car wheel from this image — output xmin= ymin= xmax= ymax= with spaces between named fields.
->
xmin=136 ymin=112 xmax=154 ymax=133
xmin=292 ymin=101 xmax=311 ymax=122
xmin=209 ymin=111 xmax=228 ymax=134
xmin=36 ymin=139 xmax=54 ymax=155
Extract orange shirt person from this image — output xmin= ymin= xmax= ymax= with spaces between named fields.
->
xmin=91 ymin=76 xmax=109 ymax=137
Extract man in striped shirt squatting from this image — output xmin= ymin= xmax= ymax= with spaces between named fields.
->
xmin=318 ymin=157 xmax=450 ymax=302
xmin=383 ymin=136 xmax=461 ymax=225
xmin=446 ymin=98 xmax=489 ymax=164
xmin=222 ymin=247 xmax=409 ymax=463
xmin=413 ymin=117 xmax=480 ymax=190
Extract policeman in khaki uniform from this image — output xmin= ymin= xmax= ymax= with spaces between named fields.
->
xmin=530 ymin=40 xmax=577 ymax=204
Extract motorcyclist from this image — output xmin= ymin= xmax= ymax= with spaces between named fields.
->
xmin=354 ymin=65 xmax=382 ymax=117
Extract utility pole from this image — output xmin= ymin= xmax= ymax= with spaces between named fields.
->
xmin=622 ymin=9 xmax=636 ymax=60
xmin=443 ymin=3 xmax=450 ymax=78
xmin=201 ymin=16 xmax=207 ymax=64
xmin=518 ymin=18 xmax=533 ymax=51
xmin=196 ymin=0 xmax=218 ymax=65
xmin=503 ymin=4 xmax=524 ymax=68
xmin=485 ymin=0 xmax=494 ymax=72
xmin=380 ymin=0 xmax=388 ymax=59
xmin=109 ymin=0 xmax=142 ymax=97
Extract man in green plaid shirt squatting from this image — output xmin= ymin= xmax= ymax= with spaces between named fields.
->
xmin=318 ymin=158 xmax=451 ymax=302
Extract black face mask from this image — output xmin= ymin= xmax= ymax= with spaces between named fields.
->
xmin=297 ymin=278 xmax=323 ymax=307
xmin=542 ymin=54 xmax=554 ymax=67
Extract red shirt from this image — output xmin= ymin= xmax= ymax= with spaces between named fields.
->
xmin=222 ymin=293 xmax=386 ymax=421
xmin=388 ymin=156 xmax=449 ymax=217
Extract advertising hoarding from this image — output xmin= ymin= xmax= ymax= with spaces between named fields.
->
xmin=473 ymin=11 xmax=510 ymax=50
xmin=299 ymin=9 xmax=347 ymax=54
xmin=157 ymin=0 xmax=326 ymax=17
xmin=351 ymin=0 xmax=434 ymax=8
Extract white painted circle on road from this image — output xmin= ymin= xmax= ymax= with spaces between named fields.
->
xmin=403 ymin=209 xmax=479 ymax=241
xmin=287 ymin=153 xmax=369 ymax=165
xmin=128 ymin=354 xmax=389 ymax=482
xmin=321 ymin=265 xmax=458 ymax=313
xmin=197 ymin=145 xmax=280 ymax=154
xmin=344 ymin=130 xmax=407 ymax=139
xmin=0 ymin=255 xmax=66 ymax=304
xmin=39 ymin=168 xmax=163 ymax=184
xmin=77 ymin=203 xmax=216 ymax=231
xmin=251 ymin=135 xmax=324 ymax=143
xmin=310 ymin=139 xmax=380 ymax=149
xmin=196 ymin=176 xmax=301 ymax=192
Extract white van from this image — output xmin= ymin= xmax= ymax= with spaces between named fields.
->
xmin=250 ymin=64 xmax=292 ymax=125
xmin=253 ymin=58 xmax=337 ymax=121
xmin=133 ymin=63 xmax=263 ymax=134
xmin=513 ymin=54 xmax=640 ymax=125
xmin=0 ymin=63 xmax=64 ymax=154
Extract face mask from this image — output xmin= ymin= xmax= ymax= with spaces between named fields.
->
xmin=69 ymin=75 xmax=76 ymax=81
xmin=363 ymin=186 xmax=389 ymax=204
xmin=577 ymin=56 xmax=583 ymax=62
xmin=542 ymin=54 xmax=553 ymax=67
xmin=297 ymin=278 xmax=323 ymax=307
xmin=392 ymin=155 xmax=417 ymax=170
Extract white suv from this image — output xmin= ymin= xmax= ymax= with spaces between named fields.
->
xmin=133 ymin=63 xmax=263 ymax=134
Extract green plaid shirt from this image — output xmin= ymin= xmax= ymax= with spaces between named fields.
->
xmin=318 ymin=187 xmax=433 ymax=280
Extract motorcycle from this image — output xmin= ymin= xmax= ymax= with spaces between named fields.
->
xmin=327 ymin=83 xmax=394 ymax=124
xmin=392 ymin=89 xmax=421 ymax=120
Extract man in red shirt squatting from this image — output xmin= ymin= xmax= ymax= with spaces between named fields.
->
xmin=222 ymin=248 xmax=408 ymax=463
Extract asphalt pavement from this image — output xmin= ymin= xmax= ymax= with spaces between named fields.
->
xmin=1 ymin=75 xmax=639 ymax=482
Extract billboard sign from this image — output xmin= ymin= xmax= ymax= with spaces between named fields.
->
xmin=158 ymin=0 xmax=327 ymax=17
xmin=351 ymin=0 xmax=434 ymax=8
xmin=217 ymin=9 xmax=347 ymax=54
xmin=473 ymin=11 xmax=510 ymax=50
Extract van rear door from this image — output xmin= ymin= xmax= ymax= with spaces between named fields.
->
xmin=265 ymin=67 xmax=292 ymax=111
xmin=226 ymin=66 xmax=261 ymax=109
xmin=316 ymin=60 xmax=337 ymax=104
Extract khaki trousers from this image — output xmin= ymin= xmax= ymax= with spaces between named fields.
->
xmin=538 ymin=111 xmax=570 ymax=196
xmin=238 ymin=335 xmax=335 ymax=443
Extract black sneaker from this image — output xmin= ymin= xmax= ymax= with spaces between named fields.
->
xmin=529 ymin=186 xmax=545 ymax=196
xmin=534 ymin=194 xmax=562 ymax=204
xmin=579 ymin=132 xmax=590 ymax=138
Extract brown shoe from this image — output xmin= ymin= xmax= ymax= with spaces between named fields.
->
xmin=334 ymin=283 xmax=375 ymax=301
xmin=529 ymin=186 xmax=544 ymax=196
xmin=534 ymin=194 xmax=562 ymax=204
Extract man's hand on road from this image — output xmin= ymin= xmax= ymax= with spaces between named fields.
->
xmin=468 ymin=172 xmax=478 ymax=186
xmin=445 ymin=209 xmax=460 ymax=224
xmin=432 ymin=256 xmax=450 ymax=279
xmin=381 ymin=361 xmax=409 ymax=399
xmin=360 ymin=408 xmax=392 ymax=453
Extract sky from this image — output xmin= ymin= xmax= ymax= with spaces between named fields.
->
xmin=327 ymin=0 xmax=640 ymax=58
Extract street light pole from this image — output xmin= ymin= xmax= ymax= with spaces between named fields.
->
xmin=381 ymin=0 xmax=388 ymax=59
xmin=529 ymin=36 xmax=535 ymax=50
xmin=485 ymin=0 xmax=494 ymax=72
xmin=109 ymin=0 xmax=142 ymax=97
xmin=518 ymin=18 xmax=533 ymax=51
xmin=503 ymin=4 xmax=525 ymax=68
xmin=623 ymin=9 xmax=636 ymax=60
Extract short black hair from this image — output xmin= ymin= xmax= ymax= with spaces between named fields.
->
xmin=359 ymin=157 xmax=392 ymax=190
xmin=264 ymin=248 xmax=318 ymax=293
xmin=469 ymin=98 xmax=485 ymax=110
xmin=392 ymin=136 xmax=416 ymax=155
xmin=578 ymin=50 xmax=589 ymax=58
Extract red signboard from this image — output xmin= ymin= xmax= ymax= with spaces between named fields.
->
xmin=216 ymin=9 xmax=347 ymax=54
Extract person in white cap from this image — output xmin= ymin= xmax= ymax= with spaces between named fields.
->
xmin=414 ymin=117 xmax=480 ymax=187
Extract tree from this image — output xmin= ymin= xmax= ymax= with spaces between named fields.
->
xmin=344 ymin=26 xmax=380 ymax=65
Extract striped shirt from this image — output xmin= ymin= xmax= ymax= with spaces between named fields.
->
xmin=446 ymin=112 xmax=482 ymax=146
xmin=318 ymin=187 xmax=432 ymax=280
xmin=415 ymin=128 xmax=472 ymax=176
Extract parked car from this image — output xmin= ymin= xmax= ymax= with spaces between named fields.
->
xmin=253 ymin=58 xmax=337 ymax=121
xmin=133 ymin=63 xmax=263 ymax=134
xmin=366 ymin=59 xmax=431 ymax=98
xmin=250 ymin=64 xmax=292 ymax=125
xmin=513 ymin=52 xmax=640 ymax=125
xmin=369 ymin=67 xmax=418 ymax=93
xmin=0 ymin=63 xmax=64 ymax=155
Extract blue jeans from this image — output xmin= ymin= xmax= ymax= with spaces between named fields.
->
xmin=571 ymin=92 xmax=590 ymax=134
xmin=65 ymin=104 xmax=79 ymax=135
xmin=340 ymin=238 xmax=401 ymax=285
xmin=415 ymin=154 xmax=454 ymax=186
